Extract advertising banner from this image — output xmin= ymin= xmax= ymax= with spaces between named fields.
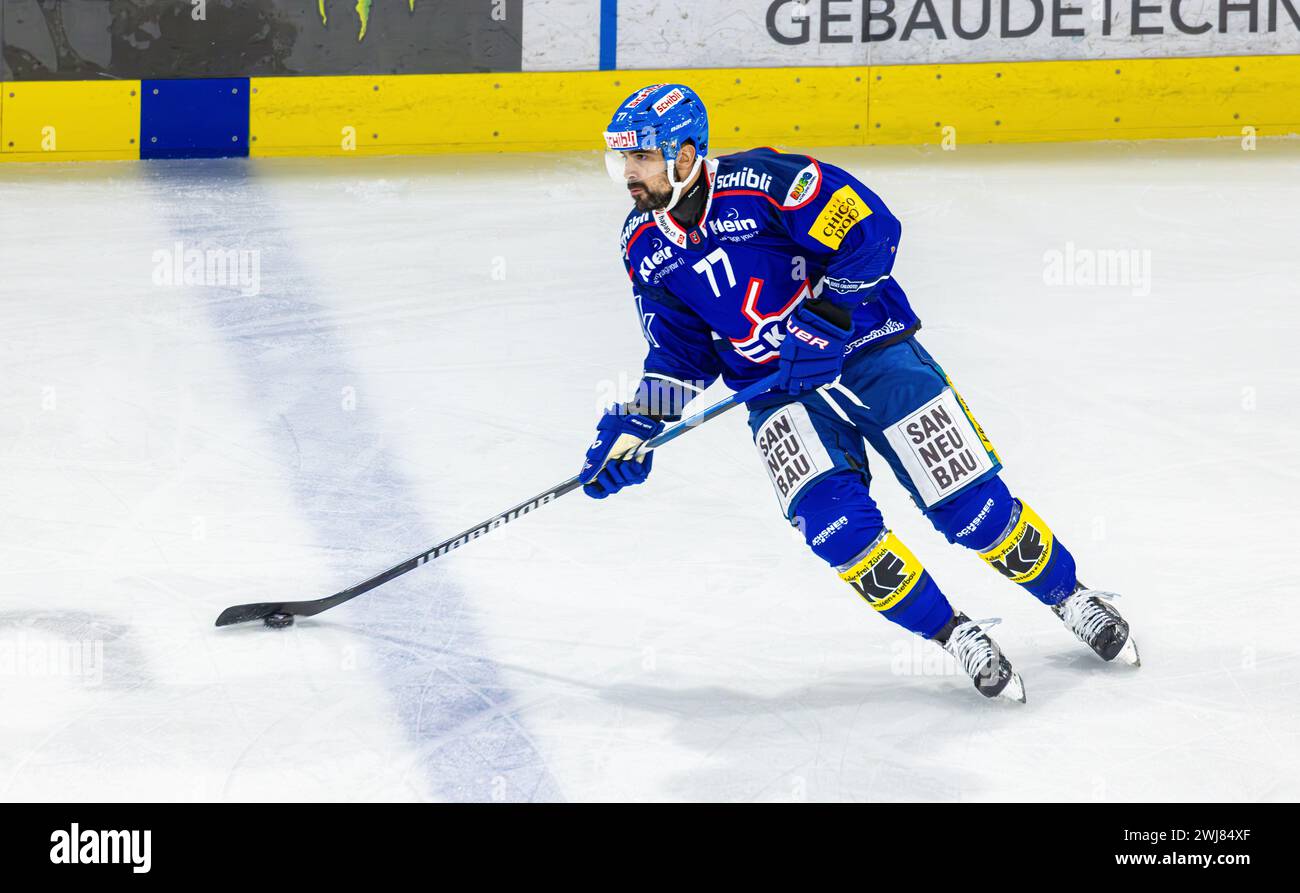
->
xmin=1 ymin=0 xmax=523 ymax=80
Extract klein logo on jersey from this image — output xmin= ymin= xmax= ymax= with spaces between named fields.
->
xmin=715 ymin=167 xmax=773 ymax=193
xmin=809 ymin=185 xmax=871 ymax=250
xmin=784 ymin=165 xmax=819 ymax=207
xmin=653 ymin=88 xmax=686 ymax=116
xmin=605 ymin=130 xmax=638 ymax=150
xmin=708 ymin=209 xmax=759 ymax=238
xmin=638 ymin=239 xmax=681 ymax=282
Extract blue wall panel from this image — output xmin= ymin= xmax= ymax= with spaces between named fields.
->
xmin=141 ymin=78 xmax=249 ymax=160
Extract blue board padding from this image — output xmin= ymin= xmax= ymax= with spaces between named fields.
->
xmin=141 ymin=78 xmax=250 ymax=160
xmin=599 ymin=0 xmax=618 ymax=71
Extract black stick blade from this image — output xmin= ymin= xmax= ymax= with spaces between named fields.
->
xmin=215 ymin=603 xmax=287 ymax=627
xmin=215 ymin=590 xmax=355 ymax=627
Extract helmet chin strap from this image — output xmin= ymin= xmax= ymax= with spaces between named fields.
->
xmin=664 ymin=153 xmax=704 ymax=212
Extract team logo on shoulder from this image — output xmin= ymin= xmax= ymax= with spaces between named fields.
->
xmin=809 ymin=185 xmax=871 ymax=249
xmin=784 ymin=164 xmax=819 ymax=207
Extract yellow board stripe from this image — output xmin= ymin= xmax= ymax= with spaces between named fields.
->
xmin=244 ymin=68 xmax=867 ymax=157
xmin=869 ymin=55 xmax=1300 ymax=145
xmin=246 ymin=55 xmax=1300 ymax=158
xmin=0 ymin=81 xmax=140 ymax=162
xmin=4 ymin=54 xmax=1299 ymax=163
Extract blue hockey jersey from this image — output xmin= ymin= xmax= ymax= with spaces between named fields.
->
xmin=620 ymin=147 xmax=921 ymax=411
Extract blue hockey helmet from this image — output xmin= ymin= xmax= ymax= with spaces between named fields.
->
xmin=603 ymin=84 xmax=709 ymax=209
xmin=603 ymin=83 xmax=709 ymax=162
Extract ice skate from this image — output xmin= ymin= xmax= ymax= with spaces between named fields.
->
xmin=936 ymin=613 xmax=1027 ymax=703
xmin=1053 ymin=584 xmax=1140 ymax=666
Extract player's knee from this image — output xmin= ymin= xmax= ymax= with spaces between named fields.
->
xmin=975 ymin=497 xmax=1079 ymax=604
xmin=795 ymin=472 xmax=953 ymax=638
xmin=931 ymin=475 xmax=1079 ymax=604
xmin=924 ymin=473 xmax=1016 ymax=551
xmin=792 ymin=472 xmax=885 ymax=567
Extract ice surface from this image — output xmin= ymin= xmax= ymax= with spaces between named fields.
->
xmin=1 ymin=138 xmax=1297 ymax=801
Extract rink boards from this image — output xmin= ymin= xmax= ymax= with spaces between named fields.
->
xmin=2 ymin=54 xmax=1298 ymax=162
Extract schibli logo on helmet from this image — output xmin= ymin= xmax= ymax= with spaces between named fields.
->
xmin=604 ymin=130 xmax=639 ymax=150
xmin=624 ymin=84 xmax=665 ymax=109
xmin=653 ymin=88 xmax=687 ymax=117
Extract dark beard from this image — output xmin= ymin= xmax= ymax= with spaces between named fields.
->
xmin=630 ymin=182 xmax=673 ymax=212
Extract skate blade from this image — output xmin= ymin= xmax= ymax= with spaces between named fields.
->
xmin=1115 ymin=634 xmax=1141 ymax=667
xmin=999 ymin=671 xmax=1027 ymax=704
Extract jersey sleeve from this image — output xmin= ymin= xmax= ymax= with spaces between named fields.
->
xmin=625 ymin=268 xmax=722 ymax=421
xmin=775 ymin=159 xmax=902 ymax=310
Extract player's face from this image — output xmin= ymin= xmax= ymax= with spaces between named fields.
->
xmin=621 ymin=149 xmax=674 ymax=212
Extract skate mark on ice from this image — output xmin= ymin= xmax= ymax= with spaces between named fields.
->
xmin=148 ymin=162 xmax=562 ymax=802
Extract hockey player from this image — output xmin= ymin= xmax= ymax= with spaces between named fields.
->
xmin=580 ymin=84 xmax=1138 ymax=702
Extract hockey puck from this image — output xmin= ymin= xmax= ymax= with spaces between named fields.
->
xmin=264 ymin=612 xmax=295 ymax=629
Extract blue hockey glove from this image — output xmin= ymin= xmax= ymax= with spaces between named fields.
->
xmin=776 ymin=300 xmax=854 ymax=395
xmin=579 ymin=408 xmax=665 ymax=499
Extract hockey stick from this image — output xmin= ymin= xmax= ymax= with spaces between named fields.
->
xmin=214 ymin=372 xmax=782 ymax=627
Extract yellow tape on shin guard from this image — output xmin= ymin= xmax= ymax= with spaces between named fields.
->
xmin=944 ymin=374 xmax=1000 ymax=465
xmin=837 ymin=531 xmax=924 ymax=612
xmin=979 ymin=501 xmax=1055 ymax=584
